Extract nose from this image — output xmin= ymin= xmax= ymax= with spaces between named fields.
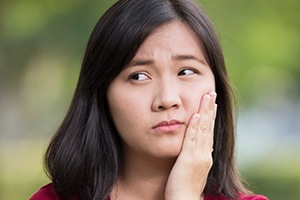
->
xmin=151 ymin=79 xmax=182 ymax=112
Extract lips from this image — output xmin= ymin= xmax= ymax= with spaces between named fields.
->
xmin=152 ymin=120 xmax=184 ymax=133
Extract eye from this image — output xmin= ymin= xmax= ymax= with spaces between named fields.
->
xmin=129 ymin=72 xmax=150 ymax=81
xmin=178 ymin=68 xmax=199 ymax=76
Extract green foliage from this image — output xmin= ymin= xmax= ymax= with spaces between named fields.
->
xmin=243 ymin=160 xmax=300 ymax=200
xmin=0 ymin=140 xmax=49 ymax=199
xmin=0 ymin=0 xmax=299 ymax=199
xmin=201 ymin=0 xmax=300 ymax=104
xmin=246 ymin=173 xmax=300 ymax=200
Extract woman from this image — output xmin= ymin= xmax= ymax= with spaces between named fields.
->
xmin=31 ymin=0 xmax=268 ymax=200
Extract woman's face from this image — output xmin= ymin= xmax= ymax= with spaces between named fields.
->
xmin=107 ymin=21 xmax=215 ymax=159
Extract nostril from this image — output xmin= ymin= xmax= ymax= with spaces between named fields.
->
xmin=157 ymin=103 xmax=178 ymax=111
xmin=172 ymin=104 xmax=178 ymax=108
xmin=158 ymin=105 xmax=165 ymax=110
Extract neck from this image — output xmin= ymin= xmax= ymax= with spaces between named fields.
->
xmin=111 ymin=148 xmax=177 ymax=200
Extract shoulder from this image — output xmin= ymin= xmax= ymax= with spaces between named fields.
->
xmin=205 ymin=193 xmax=268 ymax=200
xmin=30 ymin=183 xmax=61 ymax=200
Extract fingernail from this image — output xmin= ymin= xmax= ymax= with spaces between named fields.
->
xmin=204 ymin=94 xmax=211 ymax=103
xmin=211 ymin=92 xmax=217 ymax=102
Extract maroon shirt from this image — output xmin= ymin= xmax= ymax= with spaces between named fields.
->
xmin=30 ymin=183 xmax=268 ymax=200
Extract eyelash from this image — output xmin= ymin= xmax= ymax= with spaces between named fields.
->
xmin=178 ymin=68 xmax=199 ymax=76
xmin=129 ymin=72 xmax=150 ymax=81
xmin=128 ymin=68 xmax=199 ymax=81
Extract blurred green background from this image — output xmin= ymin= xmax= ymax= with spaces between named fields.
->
xmin=0 ymin=0 xmax=299 ymax=199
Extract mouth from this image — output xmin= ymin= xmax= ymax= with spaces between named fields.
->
xmin=152 ymin=120 xmax=184 ymax=133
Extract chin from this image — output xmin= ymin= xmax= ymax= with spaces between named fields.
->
xmin=150 ymin=141 xmax=183 ymax=159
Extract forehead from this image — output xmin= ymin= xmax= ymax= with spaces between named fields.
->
xmin=135 ymin=21 xmax=206 ymax=58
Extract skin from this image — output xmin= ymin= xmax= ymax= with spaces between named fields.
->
xmin=107 ymin=21 xmax=217 ymax=200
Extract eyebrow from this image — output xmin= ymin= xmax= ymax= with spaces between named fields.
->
xmin=171 ymin=54 xmax=208 ymax=65
xmin=129 ymin=59 xmax=155 ymax=67
xmin=128 ymin=54 xmax=208 ymax=67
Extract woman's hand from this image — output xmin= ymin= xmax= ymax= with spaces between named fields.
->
xmin=165 ymin=91 xmax=217 ymax=200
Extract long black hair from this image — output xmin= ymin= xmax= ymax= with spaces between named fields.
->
xmin=45 ymin=0 xmax=249 ymax=199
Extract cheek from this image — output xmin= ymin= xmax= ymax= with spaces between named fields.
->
xmin=107 ymin=96 xmax=135 ymax=142
xmin=182 ymin=79 xmax=215 ymax=112
xmin=107 ymin=85 xmax=149 ymax=135
xmin=182 ymin=90 xmax=203 ymax=113
xmin=107 ymin=89 xmax=151 ymax=150
xmin=108 ymin=94 xmax=134 ymax=127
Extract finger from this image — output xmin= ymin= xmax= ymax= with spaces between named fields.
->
xmin=198 ymin=94 xmax=212 ymax=134
xmin=197 ymin=94 xmax=215 ymax=150
xmin=208 ymin=91 xmax=217 ymax=111
xmin=204 ymin=92 xmax=217 ymax=132
xmin=213 ymin=104 xmax=217 ymax=120
xmin=209 ymin=92 xmax=217 ymax=120
xmin=181 ymin=113 xmax=200 ymax=149
xmin=210 ymin=104 xmax=217 ymax=133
